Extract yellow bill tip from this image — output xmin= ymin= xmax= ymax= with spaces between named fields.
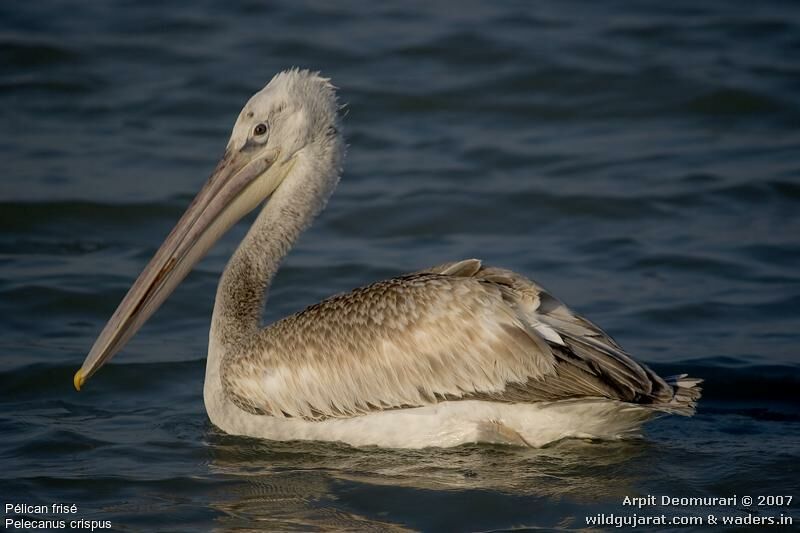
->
xmin=73 ymin=369 xmax=85 ymax=391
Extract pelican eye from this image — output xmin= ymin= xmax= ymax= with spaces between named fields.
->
xmin=253 ymin=123 xmax=268 ymax=136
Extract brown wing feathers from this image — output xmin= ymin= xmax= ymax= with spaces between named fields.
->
xmin=221 ymin=259 xmax=699 ymax=419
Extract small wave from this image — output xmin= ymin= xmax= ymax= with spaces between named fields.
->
xmin=395 ymin=30 xmax=518 ymax=65
xmin=0 ymin=76 xmax=95 ymax=96
xmin=685 ymin=88 xmax=786 ymax=116
xmin=0 ymin=360 xmax=205 ymax=403
xmin=628 ymin=253 xmax=753 ymax=280
xmin=0 ymin=39 xmax=81 ymax=68
xmin=0 ymin=201 xmax=181 ymax=232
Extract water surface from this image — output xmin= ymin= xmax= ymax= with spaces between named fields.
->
xmin=1 ymin=1 xmax=799 ymax=530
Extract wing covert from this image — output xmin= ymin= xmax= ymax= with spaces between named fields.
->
xmin=222 ymin=272 xmax=556 ymax=419
xmin=221 ymin=260 xmax=684 ymax=419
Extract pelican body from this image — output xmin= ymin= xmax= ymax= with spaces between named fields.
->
xmin=75 ymin=70 xmax=701 ymax=448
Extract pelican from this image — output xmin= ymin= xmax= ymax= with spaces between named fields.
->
xmin=74 ymin=69 xmax=701 ymax=448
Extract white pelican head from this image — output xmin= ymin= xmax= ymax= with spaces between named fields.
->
xmin=75 ymin=69 xmax=343 ymax=390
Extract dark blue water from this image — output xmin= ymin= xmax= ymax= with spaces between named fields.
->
xmin=2 ymin=1 xmax=799 ymax=531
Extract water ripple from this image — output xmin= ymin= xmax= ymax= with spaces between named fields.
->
xmin=2 ymin=0 xmax=800 ymax=530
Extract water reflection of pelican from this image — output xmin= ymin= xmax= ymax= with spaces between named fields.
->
xmin=206 ymin=435 xmax=649 ymax=530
